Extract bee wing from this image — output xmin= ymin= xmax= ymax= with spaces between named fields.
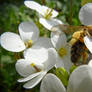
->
xmin=51 ymin=24 xmax=86 ymax=35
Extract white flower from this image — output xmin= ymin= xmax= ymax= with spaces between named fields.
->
xmin=24 ymin=0 xmax=63 ymax=30
xmin=16 ymin=47 xmax=57 ymax=89
xmin=0 ymin=21 xmax=39 ymax=52
xmin=79 ymin=3 xmax=92 ymax=26
xmin=79 ymin=3 xmax=92 ymax=53
xmin=0 ymin=21 xmax=52 ymax=52
xmin=40 ymin=65 xmax=92 ymax=92
xmin=51 ymin=28 xmax=72 ymax=72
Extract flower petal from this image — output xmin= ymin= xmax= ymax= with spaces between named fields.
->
xmin=84 ymin=36 xmax=92 ymax=53
xmin=19 ymin=22 xmax=39 ymax=43
xmin=39 ymin=18 xmax=63 ymax=30
xmin=88 ymin=59 xmax=92 ymax=67
xmin=67 ymin=65 xmax=92 ymax=92
xmin=56 ymin=55 xmax=72 ymax=72
xmin=51 ymin=31 xmax=67 ymax=50
xmin=79 ymin=3 xmax=92 ymax=25
xmin=0 ymin=32 xmax=25 ymax=52
xmin=23 ymin=71 xmax=46 ymax=89
xmin=40 ymin=73 xmax=66 ymax=92
xmin=24 ymin=0 xmax=42 ymax=13
xmin=24 ymin=47 xmax=48 ymax=64
xmin=15 ymin=59 xmax=36 ymax=77
xmin=40 ymin=5 xmax=58 ymax=18
xmin=18 ymin=71 xmax=44 ymax=82
xmin=43 ymin=48 xmax=57 ymax=71
xmin=32 ymin=37 xmax=53 ymax=49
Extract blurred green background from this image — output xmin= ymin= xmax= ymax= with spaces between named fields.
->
xmin=0 ymin=0 xmax=84 ymax=92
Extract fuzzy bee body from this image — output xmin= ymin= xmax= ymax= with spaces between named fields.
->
xmin=69 ymin=30 xmax=87 ymax=63
xmin=71 ymin=39 xmax=86 ymax=63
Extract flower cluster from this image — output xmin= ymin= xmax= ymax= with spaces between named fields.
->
xmin=1 ymin=1 xmax=92 ymax=92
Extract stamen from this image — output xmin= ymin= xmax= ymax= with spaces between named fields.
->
xmin=30 ymin=63 xmax=35 ymax=67
xmin=58 ymin=47 xmax=67 ymax=58
xmin=25 ymin=40 xmax=32 ymax=48
xmin=44 ymin=9 xmax=53 ymax=19
xmin=30 ymin=63 xmax=41 ymax=72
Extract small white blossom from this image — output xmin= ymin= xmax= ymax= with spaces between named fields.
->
xmin=24 ymin=0 xmax=63 ymax=30
xmin=0 ymin=21 xmax=39 ymax=52
xmin=16 ymin=47 xmax=57 ymax=89
xmin=51 ymin=28 xmax=72 ymax=71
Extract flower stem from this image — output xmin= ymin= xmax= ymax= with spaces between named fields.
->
xmin=34 ymin=65 xmax=41 ymax=72
xmin=70 ymin=0 xmax=72 ymax=25
xmin=41 ymin=0 xmax=45 ymax=5
xmin=14 ymin=53 xmax=21 ymax=60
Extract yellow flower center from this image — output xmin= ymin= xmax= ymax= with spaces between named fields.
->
xmin=25 ymin=40 xmax=32 ymax=48
xmin=30 ymin=63 xmax=35 ymax=67
xmin=44 ymin=9 xmax=53 ymax=19
xmin=58 ymin=47 xmax=67 ymax=58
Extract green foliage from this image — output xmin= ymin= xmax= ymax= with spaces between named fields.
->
xmin=81 ymin=0 xmax=92 ymax=6
xmin=0 ymin=4 xmax=36 ymax=34
xmin=56 ymin=67 xmax=69 ymax=87
xmin=69 ymin=65 xmax=77 ymax=74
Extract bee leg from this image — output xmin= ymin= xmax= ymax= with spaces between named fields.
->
xmin=82 ymin=52 xmax=88 ymax=64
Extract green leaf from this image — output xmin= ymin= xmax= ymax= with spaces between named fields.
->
xmin=81 ymin=0 xmax=92 ymax=6
xmin=56 ymin=67 xmax=69 ymax=87
xmin=69 ymin=65 xmax=77 ymax=74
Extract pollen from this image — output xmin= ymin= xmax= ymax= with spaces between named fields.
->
xmin=44 ymin=9 xmax=53 ymax=19
xmin=58 ymin=47 xmax=67 ymax=58
xmin=30 ymin=63 xmax=35 ymax=67
xmin=28 ymin=40 xmax=32 ymax=44
xmin=25 ymin=40 xmax=32 ymax=48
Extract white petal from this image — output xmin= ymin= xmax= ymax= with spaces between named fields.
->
xmin=84 ymin=36 xmax=92 ymax=53
xmin=67 ymin=65 xmax=92 ymax=92
xmin=0 ymin=32 xmax=25 ymax=52
xmin=32 ymin=37 xmax=53 ymax=49
xmin=23 ymin=71 xmax=46 ymax=89
xmin=43 ymin=48 xmax=57 ymax=71
xmin=79 ymin=3 xmax=92 ymax=25
xmin=40 ymin=73 xmax=66 ymax=92
xmin=24 ymin=47 xmax=48 ymax=64
xmin=19 ymin=22 xmax=39 ymax=43
xmin=15 ymin=59 xmax=36 ymax=77
xmin=51 ymin=31 xmax=67 ymax=50
xmin=56 ymin=44 xmax=72 ymax=72
xmin=40 ymin=5 xmax=58 ymax=18
xmin=39 ymin=18 xmax=63 ymax=30
xmin=56 ymin=56 xmax=64 ymax=68
xmin=18 ymin=71 xmax=43 ymax=82
xmin=56 ymin=56 xmax=72 ymax=72
xmin=88 ymin=59 xmax=92 ymax=67
xmin=24 ymin=1 xmax=42 ymax=13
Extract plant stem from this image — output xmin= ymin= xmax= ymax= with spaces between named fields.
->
xmin=41 ymin=0 xmax=45 ymax=5
xmin=70 ymin=0 xmax=72 ymax=25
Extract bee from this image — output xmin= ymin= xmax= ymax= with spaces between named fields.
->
xmin=51 ymin=24 xmax=92 ymax=64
